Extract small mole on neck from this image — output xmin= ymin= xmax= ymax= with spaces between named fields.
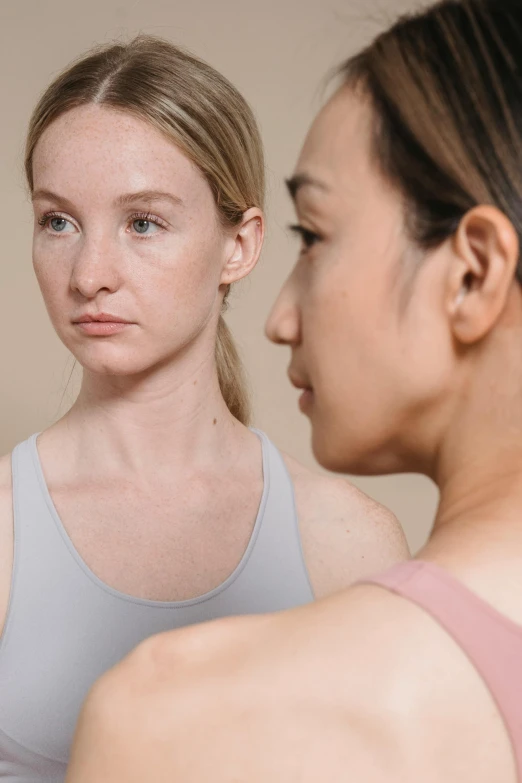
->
xmin=213 ymin=418 xmax=217 ymax=425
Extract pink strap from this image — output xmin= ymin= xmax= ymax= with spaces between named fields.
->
xmin=363 ymin=561 xmax=522 ymax=780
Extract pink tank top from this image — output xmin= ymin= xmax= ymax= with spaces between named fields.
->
xmin=364 ymin=560 xmax=522 ymax=780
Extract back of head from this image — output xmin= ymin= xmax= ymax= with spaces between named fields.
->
xmin=26 ymin=35 xmax=266 ymax=425
xmin=341 ymin=0 xmax=522 ymax=275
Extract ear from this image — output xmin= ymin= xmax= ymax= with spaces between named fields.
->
xmin=447 ymin=205 xmax=519 ymax=344
xmin=220 ymin=208 xmax=264 ymax=286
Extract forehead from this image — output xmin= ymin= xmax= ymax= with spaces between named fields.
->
xmin=32 ymin=104 xmax=208 ymax=200
xmin=294 ymin=87 xmax=381 ymax=200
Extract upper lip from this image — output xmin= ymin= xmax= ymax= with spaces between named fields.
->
xmin=73 ymin=313 xmax=132 ymax=324
xmin=288 ymin=369 xmax=312 ymax=391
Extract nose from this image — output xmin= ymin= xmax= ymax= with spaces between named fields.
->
xmin=70 ymin=232 xmax=122 ymax=300
xmin=265 ymin=274 xmax=301 ymax=346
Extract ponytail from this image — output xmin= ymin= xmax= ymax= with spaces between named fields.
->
xmin=215 ymin=315 xmax=251 ymax=425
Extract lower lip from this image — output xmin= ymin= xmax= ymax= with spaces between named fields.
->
xmin=75 ymin=322 xmax=132 ymax=336
xmin=298 ymin=389 xmax=314 ymax=412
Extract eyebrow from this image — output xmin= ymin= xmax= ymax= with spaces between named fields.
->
xmin=116 ymin=190 xmax=184 ymax=208
xmin=32 ymin=189 xmax=75 ymax=209
xmin=285 ymin=173 xmax=329 ymax=202
xmin=32 ymin=189 xmax=185 ymax=209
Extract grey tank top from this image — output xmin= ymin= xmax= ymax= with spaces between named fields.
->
xmin=0 ymin=430 xmax=313 ymax=782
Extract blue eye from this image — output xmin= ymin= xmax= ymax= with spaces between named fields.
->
xmin=133 ymin=219 xmax=151 ymax=234
xmin=50 ymin=217 xmax=68 ymax=232
xmin=38 ymin=214 xmax=75 ymax=233
xmin=131 ymin=216 xmax=163 ymax=236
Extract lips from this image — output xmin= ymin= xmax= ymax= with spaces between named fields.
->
xmin=288 ymin=368 xmax=313 ymax=393
xmin=72 ymin=312 xmax=134 ymax=336
xmin=287 ymin=366 xmax=315 ymax=413
xmin=73 ymin=313 xmax=131 ymax=324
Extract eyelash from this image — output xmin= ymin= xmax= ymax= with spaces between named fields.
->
xmin=37 ymin=211 xmax=64 ymax=228
xmin=289 ymin=224 xmax=322 ymax=251
xmin=128 ymin=212 xmax=168 ymax=235
xmin=37 ymin=211 xmax=168 ymax=235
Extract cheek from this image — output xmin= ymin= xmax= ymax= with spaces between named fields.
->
xmin=300 ymin=240 xmax=454 ymax=470
xmin=32 ymin=242 xmax=70 ymax=317
xmin=302 ymin=260 xmax=408 ymax=467
xmin=306 ymin=258 xmax=392 ymax=376
xmin=397 ymin=293 xmax=453 ymax=399
xmin=135 ymin=236 xmax=225 ymax=325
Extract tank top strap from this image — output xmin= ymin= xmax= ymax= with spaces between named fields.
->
xmin=243 ymin=430 xmax=314 ymax=604
xmin=12 ymin=434 xmax=41 ymax=511
xmin=10 ymin=434 xmax=66 ymax=567
xmin=2 ymin=435 xmax=67 ymax=653
xmin=362 ymin=560 xmax=522 ymax=780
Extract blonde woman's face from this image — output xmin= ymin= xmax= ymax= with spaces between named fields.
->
xmin=266 ymin=88 xmax=455 ymax=475
xmin=32 ymin=105 xmax=235 ymax=377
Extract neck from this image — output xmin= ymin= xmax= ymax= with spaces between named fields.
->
xmin=427 ymin=385 xmax=522 ymax=560
xmin=435 ymin=447 xmax=522 ymax=530
xmin=56 ymin=348 xmax=247 ymax=475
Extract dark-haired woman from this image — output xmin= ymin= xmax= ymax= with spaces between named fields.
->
xmin=65 ymin=1 xmax=522 ymax=780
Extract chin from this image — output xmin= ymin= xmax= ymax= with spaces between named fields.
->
xmin=310 ymin=427 xmax=353 ymax=473
xmin=71 ymin=346 xmax=160 ymax=378
xmin=311 ymin=423 xmax=404 ymax=477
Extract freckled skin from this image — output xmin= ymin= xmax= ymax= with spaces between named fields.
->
xmin=32 ymin=105 xmax=236 ymax=379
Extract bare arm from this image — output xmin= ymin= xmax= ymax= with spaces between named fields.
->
xmin=285 ymin=454 xmax=410 ymax=598
xmin=0 ymin=453 xmax=13 ymax=639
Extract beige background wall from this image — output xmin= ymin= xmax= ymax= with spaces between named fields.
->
xmin=0 ymin=0 xmax=438 ymax=553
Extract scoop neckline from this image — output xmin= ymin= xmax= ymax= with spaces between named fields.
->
xmin=29 ymin=428 xmax=271 ymax=609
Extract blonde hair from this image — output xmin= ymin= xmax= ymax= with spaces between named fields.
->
xmin=25 ymin=35 xmax=266 ymax=424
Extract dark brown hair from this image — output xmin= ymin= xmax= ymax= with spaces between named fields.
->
xmin=341 ymin=0 xmax=522 ymax=279
xmin=26 ymin=36 xmax=265 ymax=424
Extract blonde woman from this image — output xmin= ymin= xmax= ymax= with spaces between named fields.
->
xmin=66 ymin=2 xmax=522 ymax=782
xmin=0 ymin=36 xmax=406 ymax=782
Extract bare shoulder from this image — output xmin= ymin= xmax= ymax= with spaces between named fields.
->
xmin=66 ymin=616 xmax=265 ymax=782
xmin=67 ymin=586 xmax=509 ymax=783
xmin=316 ymin=584 xmax=513 ymax=782
xmin=0 ymin=452 xmax=13 ymax=638
xmin=283 ymin=453 xmax=410 ymax=598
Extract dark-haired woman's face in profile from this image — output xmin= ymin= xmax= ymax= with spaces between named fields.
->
xmin=31 ymin=105 xmax=235 ymax=378
xmin=267 ymin=88 xmax=456 ymax=475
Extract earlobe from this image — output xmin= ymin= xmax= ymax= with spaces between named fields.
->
xmin=449 ymin=206 xmax=519 ymax=344
xmin=220 ymin=209 xmax=264 ymax=286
